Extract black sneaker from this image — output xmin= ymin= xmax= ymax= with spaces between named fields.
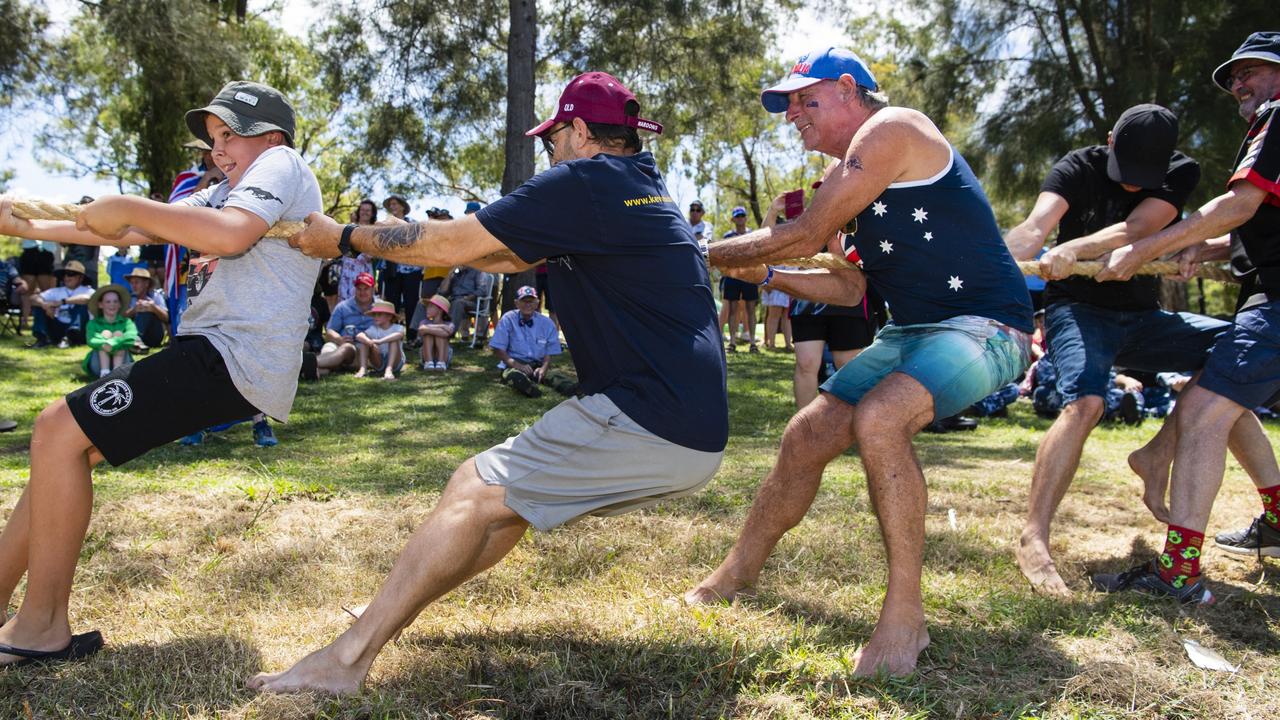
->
xmin=1118 ymin=392 xmax=1142 ymax=426
xmin=506 ymin=370 xmax=542 ymax=398
xmin=924 ymin=415 xmax=979 ymax=433
xmin=1215 ymin=513 xmax=1280 ymax=559
xmin=1090 ymin=561 xmax=1214 ymax=605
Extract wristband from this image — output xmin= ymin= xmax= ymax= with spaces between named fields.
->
xmin=760 ymin=265 xmax=775 ymax=287
xmin=338 ymin=224 xmax=358 ymax=258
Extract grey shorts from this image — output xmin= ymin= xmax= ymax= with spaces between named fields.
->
xmin=474 ymin=393 xmax=724 ymax=531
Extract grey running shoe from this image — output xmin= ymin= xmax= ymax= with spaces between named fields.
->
xmin=1091 ymin=561 xmax=1215 ymax=605
xmin=1215 ymin=513 xmax=1280 ymax=558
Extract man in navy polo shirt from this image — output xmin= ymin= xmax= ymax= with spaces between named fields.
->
xmin=684 ymin=46 xmax=1033 ymax=677
xmin=1089 ymin=31 xmax=1280 ymax=602
xmin=253 ymin=71 xmax=727 ymax=695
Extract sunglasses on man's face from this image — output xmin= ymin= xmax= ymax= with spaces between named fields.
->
xmin=541 ymin=124 xmax=570 ymax=158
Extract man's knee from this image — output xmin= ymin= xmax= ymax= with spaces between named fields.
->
xmin=32 ymin=399 xmax=93 ymax=455
xmin=440 ymin=459 xmax=524 ymax=526
xmin=1062 ymin=394 xmax=1105 ymax=424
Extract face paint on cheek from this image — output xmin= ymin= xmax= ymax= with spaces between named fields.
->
xmin=805 ymin=101 xmax=819 ymax=108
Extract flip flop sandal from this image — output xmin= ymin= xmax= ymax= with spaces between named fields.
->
xmin=0 ymin=420 xmax=17 ymax=433
xmin=0 ymin=630 xmax=104 ymax=668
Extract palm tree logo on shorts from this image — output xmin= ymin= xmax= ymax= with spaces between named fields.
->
xmin=89 ymin=380 xmax=133 ymax=417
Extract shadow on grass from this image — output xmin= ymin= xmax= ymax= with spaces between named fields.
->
xmin=0 ymin=634 xmax=261 ymax=718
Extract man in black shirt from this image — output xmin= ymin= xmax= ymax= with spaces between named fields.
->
xmin=1005 ymin=104 xmax=1230 ymax=596
xmin=1092 ymin=32 xmax=1280 ymax=601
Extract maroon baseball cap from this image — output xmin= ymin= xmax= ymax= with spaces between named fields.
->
xmin=526 ymin=72 xmax=663 ymax=138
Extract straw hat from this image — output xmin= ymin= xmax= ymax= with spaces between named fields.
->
xmin=366 ymin=299 xmax=399 ymax=318
xmin=425 ymin=294 xmax=451 ymax=317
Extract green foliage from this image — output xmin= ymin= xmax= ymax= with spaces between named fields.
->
xmin=0 ymin=0 xmax=48 ymax=107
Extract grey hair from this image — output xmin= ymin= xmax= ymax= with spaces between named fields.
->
xmin=857 ymin=86 xmax=890 ymax=110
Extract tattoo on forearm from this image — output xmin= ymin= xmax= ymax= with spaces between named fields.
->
xmin=846 ymin=155 xmax=863 ymax=171
xmin=370 ymin=222 xmax=423 ymax=252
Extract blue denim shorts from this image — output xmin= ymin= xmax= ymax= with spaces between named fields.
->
xmin=1045 ymin=301 xmax=1229 ymax=405
xmin=1199 ymin=301 xmax=1280 ymax=409
xmin=821 ymin=316 xmax=1032 ymax=420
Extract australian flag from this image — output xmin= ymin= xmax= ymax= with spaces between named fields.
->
xmin=163 ymin=162 xmax=206 ymax=334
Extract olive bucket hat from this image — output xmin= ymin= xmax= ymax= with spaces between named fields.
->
xmin=185 ymin=81 xmax=297 ymax=147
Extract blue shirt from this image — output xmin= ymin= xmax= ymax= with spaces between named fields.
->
xmin=476 ymin=151 xmax=728 ymax=453
xmin=840 ymin=147 xmax=1033 ymax=333
xmin=326 ymin=297 xmax=376 ymax=337
xmin=490 ymin=309 xmax=561 ymax=366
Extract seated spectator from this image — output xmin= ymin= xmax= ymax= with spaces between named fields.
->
xmin=489 ymin=286 xmax=577 ymax=398
xmin=30 ymin=260 xmax=93 ymax=348
xmin=355 ymin=300 xmax=406 ymax=381
xmin=441 ymin=265 xmax=493 ymax=342
xmin=1032 ymin=356 xmax=1144 ymax=425
xmin=317 ymin=271 xmax=376 ymax=375
xmin=1 ymin=255 xmax=28 ymax=319
xmin=416 ymin=293 xmax=455 ymax=370
xmin=17 ymin=237 xmax=56 ymax=332
xmin=81 ymin=284 xmax=137 ymax=378
xmin=123 ymin=267 xmax=168 ymax=349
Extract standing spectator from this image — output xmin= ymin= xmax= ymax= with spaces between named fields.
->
xmin=416 ymin=293 xmax=455 ymax=370
xmin=337 ymin=200 xmax=377 ymax=302
xmin=489 ymin=285 xmax=576 ymax=397
xmin=17 ymin=236 xmax=56 ymax=332
xmin=318 ymin=271 xmax=377 ymax=375
xmin=61 ymin=196 xmax=102 ymax=288
xmin=123 ymin=267 xmax=168 ymax=349
xmin=687 ymin=199 xmax=709 ymax=256
xmin=721 ymin=206 xmax=759 ymax=352
xmin=355 ymin=300 xmax=406 ymax=381
xmin=29 ymin=260 xmax=93 ymax=348
xmin=381 ymin=195 xmax=424 ymax=323
xmin=81 ymin=284 xmax=137 ymax=378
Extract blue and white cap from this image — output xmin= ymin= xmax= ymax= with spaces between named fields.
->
xmin=761 ymin=47 xmax=879 ymax=113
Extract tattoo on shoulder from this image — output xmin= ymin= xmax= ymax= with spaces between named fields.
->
xmin=372 ymin=222 xmax=422 ymax=251
xmin=846 ymin=155 xmax=864 ymax=171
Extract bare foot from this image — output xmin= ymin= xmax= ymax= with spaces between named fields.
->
xmin=353 ymin=368 xmax=367 ymax=378
xmin=1128 ymin=445 xmax=1171 ymax=523
xmin=0 ymin=617 xmax=72 ymax=666
xmin=683 ymin=567 xmax=754 ymax=605
xmin=852 ymin=616 xmax=930 ymax=677
xmin=247 ymin=645 xmax=367 ymax=695
xmin=382 ymin=372 xmax=396 ymax=382
xmin=1017 ymin=532 xmax=1071 ymax=597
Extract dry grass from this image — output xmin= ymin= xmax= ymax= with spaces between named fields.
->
xmin=0 ymin=335 xmax=1277 ymax=719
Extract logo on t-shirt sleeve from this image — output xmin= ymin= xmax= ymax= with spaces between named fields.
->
xmin=241 ymin=186 xmax=284 ymax=204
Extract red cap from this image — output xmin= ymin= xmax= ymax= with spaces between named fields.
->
xmin=354 ymin=272 xmax=375 ymax=288
xmin=526 ymin=72 xmax=663 ymax=137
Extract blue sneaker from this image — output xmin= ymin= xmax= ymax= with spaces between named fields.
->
xmin=179 ymin=431 xmax=206 ymax=446
xmin=252 ymin=420 xmax=278 ymax=447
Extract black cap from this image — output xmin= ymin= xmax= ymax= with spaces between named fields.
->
xmin=1106 ymin=104 xmax=1179 ymax=190
xmin=1212 ymin=32 xmax=1280 ymax=93
xmin=185 ymin=81 xmax=297 ymax=148
xmin=689 ymin=200 xmax=704 ymax=211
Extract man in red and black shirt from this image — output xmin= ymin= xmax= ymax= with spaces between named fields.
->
xmin=1095 ymin=31 xmax=1280 ymax=602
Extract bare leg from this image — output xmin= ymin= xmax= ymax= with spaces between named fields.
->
xmin=1168 ymin=387 xmax=1248 ymax=534
xmin=249 ymin=460 xmax=529 ymax=694
xmin=1018 ymin=395 xmax=1104 ymax=596
xmin=745 ymin=301 xmax=758 ymax=346
xmin=792 ymin=341 xmax=824 ymax=409
xmin=111 ymin=350 xmax=126 ymax=369
xmin=685 ymin=393 xmax=859 ymax=604
xmin=763 ymin=306 xmax=779 ymax=348
xmin=382 ymin=344 xmax=401 ymax=380
xmin=354 ymin=344 xmax=370 ymax=378
xmin=849 ymin=372 xmax=935 ymax=677
xmin=781 ymin=314 xmax=793 ymax=350
xmin=0 ymin=488 xmax=31 ymax=621
xmin=0 ymin=399 xmax=98 ymax=664
xmin=317 ymin=343 xmax=356 ymax=372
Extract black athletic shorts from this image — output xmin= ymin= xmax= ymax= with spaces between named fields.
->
xmin=138 ymin=244 xmax=167 ymax=265
xmin=790 ymin=314 xmax=875 ymax=352
xmin=722 ymin=277 xmax=760 ymax=302
xmin=19 ymin=247 xmax=55 ymax=276
xmin=66 ymin=335 xmax=259 ymax=466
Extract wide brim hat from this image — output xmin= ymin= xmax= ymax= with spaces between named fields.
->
xmin=88 ymin=284 xmax=130 ymax=318
xmin=55 ymin=260 xmax=86 ymax=277
xmin=124 ymin=267 xmax=153 ymax=284
xmin=185 ymin=81 xmax=297 ymax=147
xmin=383 ymin=195 xmax=411 ymax=214
xmin=365 ymin=299 xmax=399 ymax=318
xmin=425 ymin=294 xmax=451 ymax=317
xmin=1212 ymin=32 xmax=1280 ymax=92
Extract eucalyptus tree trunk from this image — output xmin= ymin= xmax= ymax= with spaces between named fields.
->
xmin=498 ymin=0 xmax=537 ymax=313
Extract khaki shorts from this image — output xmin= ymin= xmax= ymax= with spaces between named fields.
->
xmin=474 ymin=393 xmax=724 ymax=531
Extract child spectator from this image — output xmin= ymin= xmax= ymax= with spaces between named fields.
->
xmin=355 ymin=300 xmax=406 ymax=380
xmin=417 ymin=293 xmax=455 ymax=370
xmin=29 ymin=260 xmax=93 ymax=348
xmin=123 ymin=267 xmax=168 ymax=349
xmin=81 ymin=284 xmax=137 ymax=378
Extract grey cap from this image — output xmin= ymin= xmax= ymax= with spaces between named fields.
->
xmin=185 ymin=81 xmax=297 ymax=148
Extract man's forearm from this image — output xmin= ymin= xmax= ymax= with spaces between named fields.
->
xmin=1055 ymin=221 xmax=1146 ymax=260
xmin=1004 ymin=223 xmax=1047 ymax=261
xmin=711 ymin=221 xmax=827 ymax=267
xmin=1128 ymin=189 xmax=1262 ymax=265
xmin=766 ymin=268 xmax=866 ymax=307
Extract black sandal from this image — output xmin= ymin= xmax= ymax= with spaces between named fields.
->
xmin=0 ymin=630 xmax=104 ymax=668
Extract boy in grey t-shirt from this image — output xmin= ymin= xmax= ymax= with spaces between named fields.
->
xmin=0 ymin=80 xmax=319 ymax=667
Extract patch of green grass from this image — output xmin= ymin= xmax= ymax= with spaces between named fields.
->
xmin=0 ymin=335 xmax=1277 ymax=718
